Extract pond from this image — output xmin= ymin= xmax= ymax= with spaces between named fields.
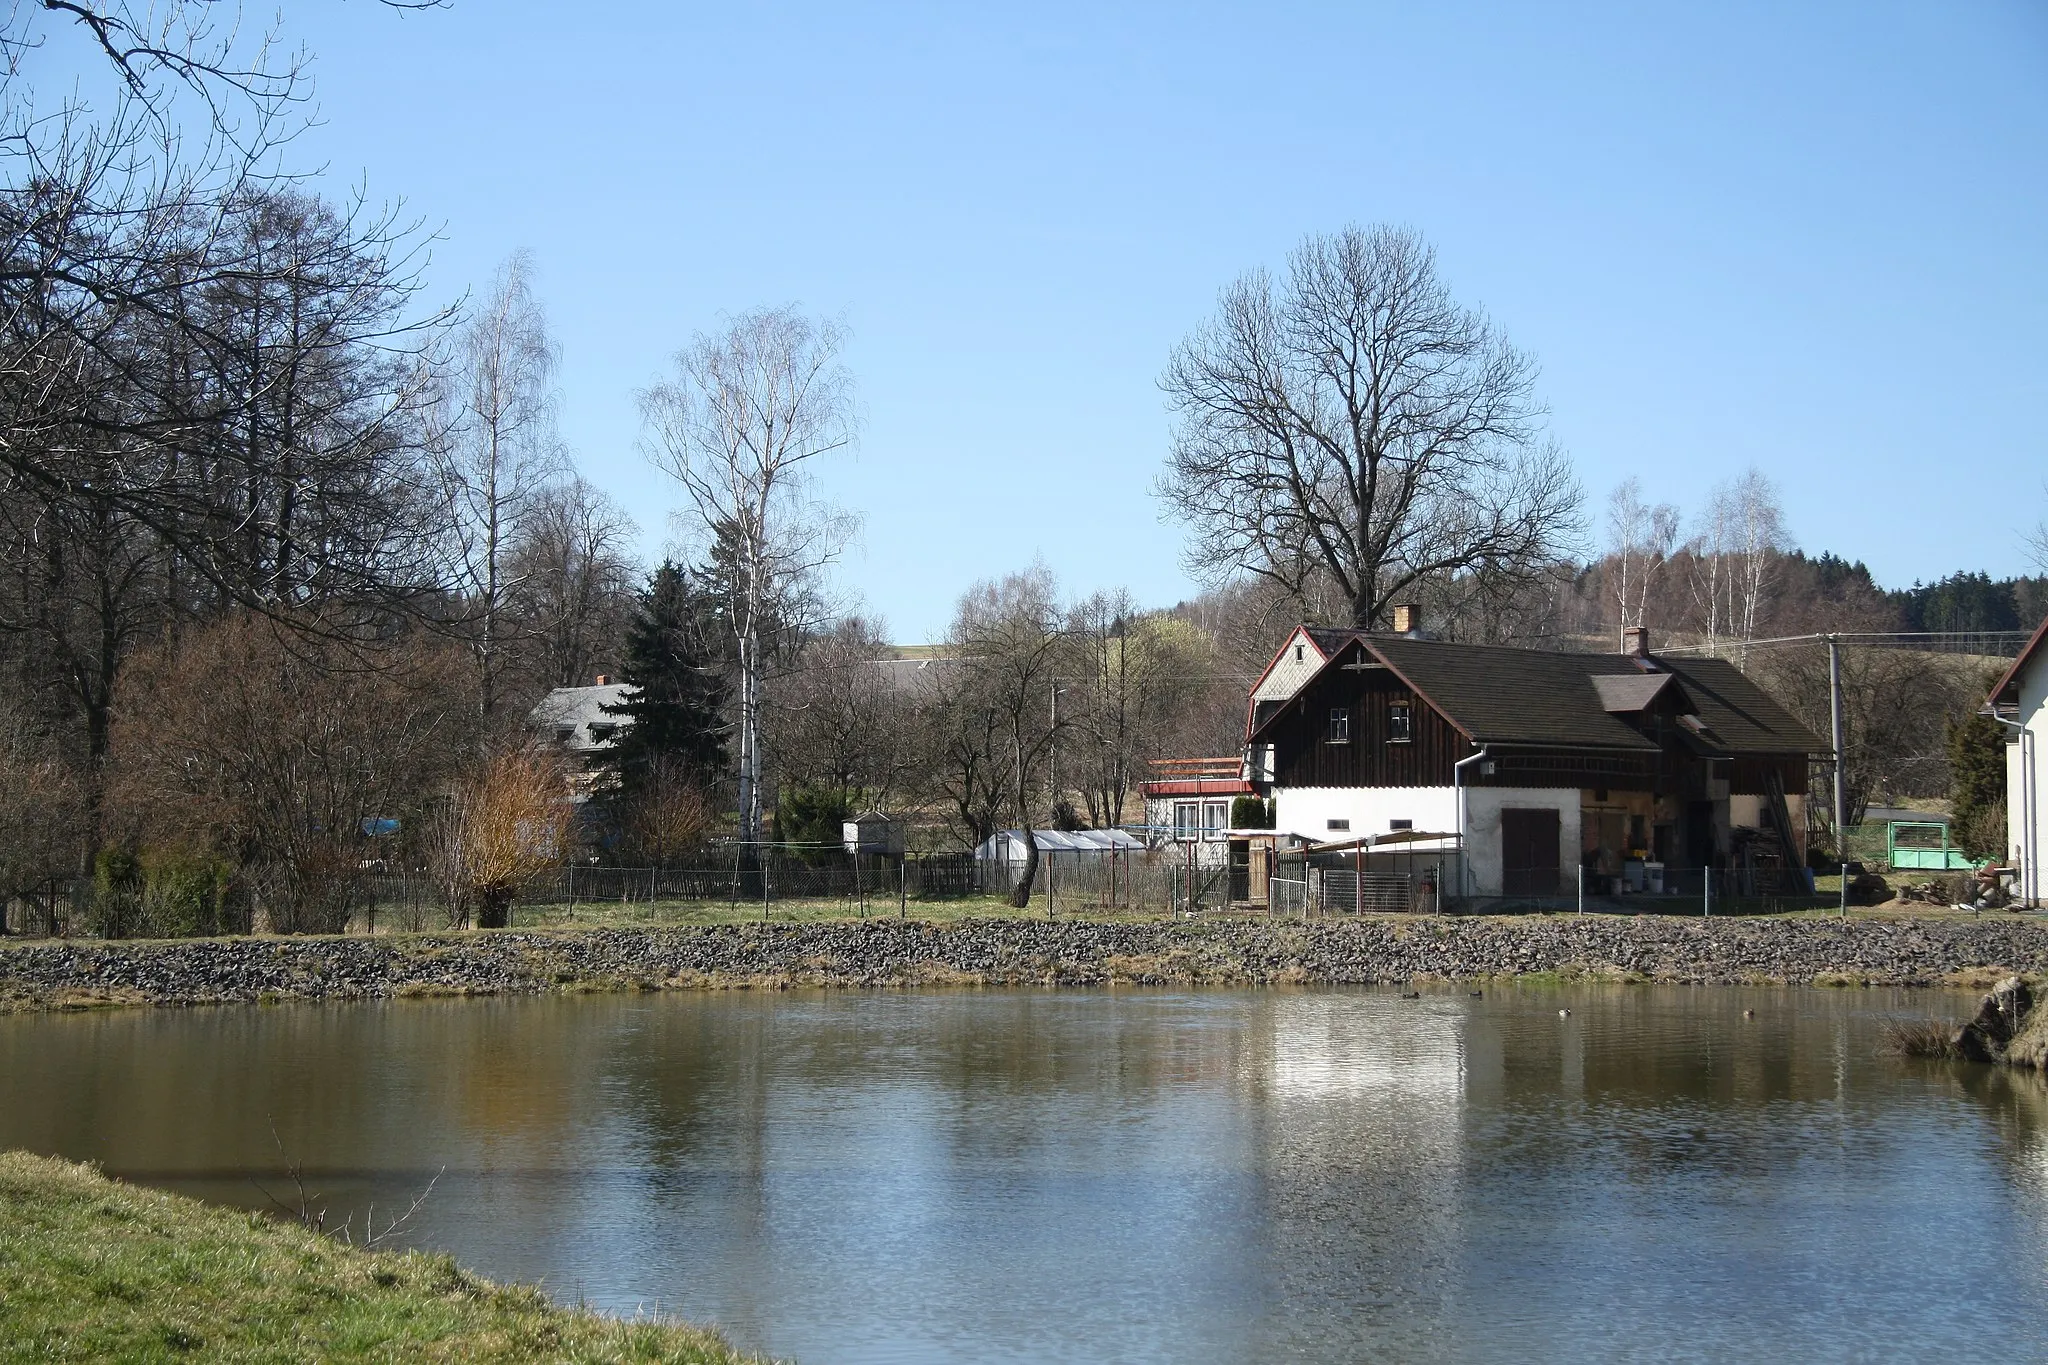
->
xmin=2 ymin=986 xmax=2044 ymax=1362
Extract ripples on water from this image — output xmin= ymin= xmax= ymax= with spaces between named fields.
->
xmin=3 ymin=986 xmax=2045 ymax=1363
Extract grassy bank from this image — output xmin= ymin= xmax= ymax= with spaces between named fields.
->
xmin=0 ymin=1151 xmax=760 ymax=1363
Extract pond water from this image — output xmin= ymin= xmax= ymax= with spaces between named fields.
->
xmin=3 ymin=986 xmax=2045 ymax=1363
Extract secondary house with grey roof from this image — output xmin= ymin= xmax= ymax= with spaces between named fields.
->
xmin=1244 ymin=612 xmax=1826 ymax=902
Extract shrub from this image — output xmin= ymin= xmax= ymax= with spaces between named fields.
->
xmin=1230 ymin=796 xmax=1274 ymax=830
xmin=90 ymin=848 xmax=142 ymax=939
xmin=773 ymin=784 xmax=855 ymax=862
xmin=138 ymin=849 xmax=248 ymax=938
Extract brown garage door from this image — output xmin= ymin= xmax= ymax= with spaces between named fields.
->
xmin=1501 ymin=808 xmax=1561 ymax=897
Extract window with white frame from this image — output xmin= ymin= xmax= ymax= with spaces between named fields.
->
xmin=1175 ymin=800 xmax=1231 ymax=841
xmin=1328 ymin=707 xmax=1350 ymax=743
xmin=1388 ymin=701 xmax=1412 ymax=743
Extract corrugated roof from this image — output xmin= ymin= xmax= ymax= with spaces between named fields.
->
xmin=978 ymin=829 xmax=1148 ymax=855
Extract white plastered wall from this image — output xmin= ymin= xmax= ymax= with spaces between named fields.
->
xmin=1275 ymin=785 xmax=1581 ymax=897
xmin=1276 ymin=787 xmax=1459 ymax=842
xmin=2012 ymin=657 xmax=2046 ymax=906
xmin=1460 ymin=788 xmax=1582 ymax=897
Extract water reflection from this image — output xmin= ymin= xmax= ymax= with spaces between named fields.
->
xmin=1 ymin=987 xmax=2044 ymax=1363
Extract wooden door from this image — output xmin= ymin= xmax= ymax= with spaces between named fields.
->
xmin=1501 ymin=808 xmax=1561 ymax=896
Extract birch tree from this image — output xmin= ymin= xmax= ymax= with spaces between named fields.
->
xmin=1606 ymin=478 xmax=1679 ymax=634
xmin=639 ymin=307 xmax=855 ymax=850
xmin=1723 ymin=468 xmax=1787 ymax=663
xmin=436 ymin=252 xmax=562 ymax=728
xmin=1159 ymin=224 xmax=1582 ymax=628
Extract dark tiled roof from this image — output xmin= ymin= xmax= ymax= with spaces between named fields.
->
xmin=1281 ymin=633 xmax=1824 ymax=756
xmin=1591 ymin=673 xmax=1680 ymax=713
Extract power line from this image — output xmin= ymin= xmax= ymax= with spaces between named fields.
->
xmin=1657 ymin=630 xmax=2032 ymax=657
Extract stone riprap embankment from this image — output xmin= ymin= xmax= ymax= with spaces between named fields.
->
xmin=3 ymin=916 xmax=2046 ymax=1012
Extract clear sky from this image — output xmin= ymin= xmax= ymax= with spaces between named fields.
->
xmin=137 ymin=3 xmax=2048 ymax=637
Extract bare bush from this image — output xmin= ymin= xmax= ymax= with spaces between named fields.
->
xmin=436 ymin=747 xmax=570 ymax=929
xmin=109 ymin=615 xmax=470 ymax=933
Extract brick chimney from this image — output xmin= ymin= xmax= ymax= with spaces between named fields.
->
xmin=1390 ymin=603 xmax=1422 ymax=635
xmin=1621 ymin=627 xmax=1650 ymax=658
xmin=594 ymin=674 xmax=612 ymax=686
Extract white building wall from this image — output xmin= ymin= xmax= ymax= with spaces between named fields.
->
xmin=1276 ymin=784 xmax=1582 ymax=898
xmin=2012 ymin=658 xmax=2047 ymax=907
xmin=1461 ymin=788 xmax=1581 ymax=898
xmin=1276 ymin=786 xmax=1460 ymax=842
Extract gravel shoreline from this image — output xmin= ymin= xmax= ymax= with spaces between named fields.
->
xmin=4 ymin=915 xmax=2047 ymax=1011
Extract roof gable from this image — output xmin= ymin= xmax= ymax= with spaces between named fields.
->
xmin=1990 ymin=614 xmax=2048 ymax=708
xmin=1250 ymin=627 xmax=1331 ymax=704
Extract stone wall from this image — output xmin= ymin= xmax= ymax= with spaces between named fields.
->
xmin=4 ymin=916 xmax=2046 ymax=1012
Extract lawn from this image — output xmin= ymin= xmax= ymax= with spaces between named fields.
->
xmin=0 ymin=1151 xmax=763 ymax=1363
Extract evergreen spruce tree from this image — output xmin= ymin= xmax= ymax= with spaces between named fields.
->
xmin=1946 ymin=707 xmax=2007 ymax=862
xmin=605 ymin=563 xmax=729 ymax=798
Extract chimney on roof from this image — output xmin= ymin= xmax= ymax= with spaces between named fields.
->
xmin=1390 ymin=603 xmax=1422 ymax=636
xmin=1621 ymin=627 xmax=1650 ymax=659
xmin=594 ymin=673 xmax=612 ymax=686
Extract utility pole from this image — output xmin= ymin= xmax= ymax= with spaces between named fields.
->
xmin=1050 ymin=683 xmax=1060 ymax=814
xmin=1829 ymin=635 xmax=1847 ymax=918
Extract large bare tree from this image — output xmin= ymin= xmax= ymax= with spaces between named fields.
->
xmin=1607 ymin=478 xmax=1680 ymax=634
xmin=949 ymin=568 xmax=1067 ymax=908
xmin=502 ymin=475 xmax=637 ymax=692
xmin=435 ymin=252 xmax=564 ymax=728
xmin=1685 ymin=467 xmax=1788 ymax=662
xmin=1159 ymin=224 xmax=1581 ymax=629
xmin=640 ymin=307 xmax=856 ymax=850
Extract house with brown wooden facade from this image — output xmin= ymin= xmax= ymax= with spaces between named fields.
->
xmin=1243 ymin=613 xmax=1825 ymax=901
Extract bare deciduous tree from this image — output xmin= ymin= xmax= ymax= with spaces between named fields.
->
xmin=950 ymin=568 xmax=1067 ymax=907
xmin=640 ymin=306 xmax=857 ymax=850
xmin=1607 ymin=478 xmax=1679 ymax=634
xmin=436 ymin=745 xmax=569 ymax=929
xmin=435 ymin=252 xmax=564 ymax=729
xmin=109 ymin=615 xmax=469 ymax=933
xmin=1159 ymin=224 xmax=1582 ymax=629
xmin=1687 ymin=467 xmax=1788 ymax=662
xmin=620 ymin=757 xmax=715 ymax=867
xmin=0 ymin=707 xmax=86 ymax=932
xmin=1065 ymin=593 xmax=1215 ymax=829
xmin=503 ymin=476 xmax=638 ymax=692
xmin=771 ymin=616 xmax=913 ymax=811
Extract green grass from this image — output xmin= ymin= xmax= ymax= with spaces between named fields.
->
xmin=505 ymin=892 xmax=1175 ymax=930
xmin=0 ymin=1151 xmax=764 ymax=1363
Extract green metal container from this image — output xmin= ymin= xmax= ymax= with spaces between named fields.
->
xmin=1884 ymin=821 xmax=1978 ymax=871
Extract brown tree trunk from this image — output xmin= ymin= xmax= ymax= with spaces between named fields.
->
xmin=1009 ymin=830 xmax=1038 ymax=909
xmin=1008 ymin=727 xmax=1038 ymax=909
xmin=476 ymin=885 xmax=513 ymax=929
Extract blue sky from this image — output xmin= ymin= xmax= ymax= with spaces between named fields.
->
xmin=114 ymin=3 xmax=2048 ymax=637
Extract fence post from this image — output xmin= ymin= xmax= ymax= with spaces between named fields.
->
xmin=900 ymin=855 xmax=907 ymax=919
xmin=1577 ymin=862 xmax=1584 ymax=916
xmin=1703 ymin=866 xmax=1711 ymax=918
